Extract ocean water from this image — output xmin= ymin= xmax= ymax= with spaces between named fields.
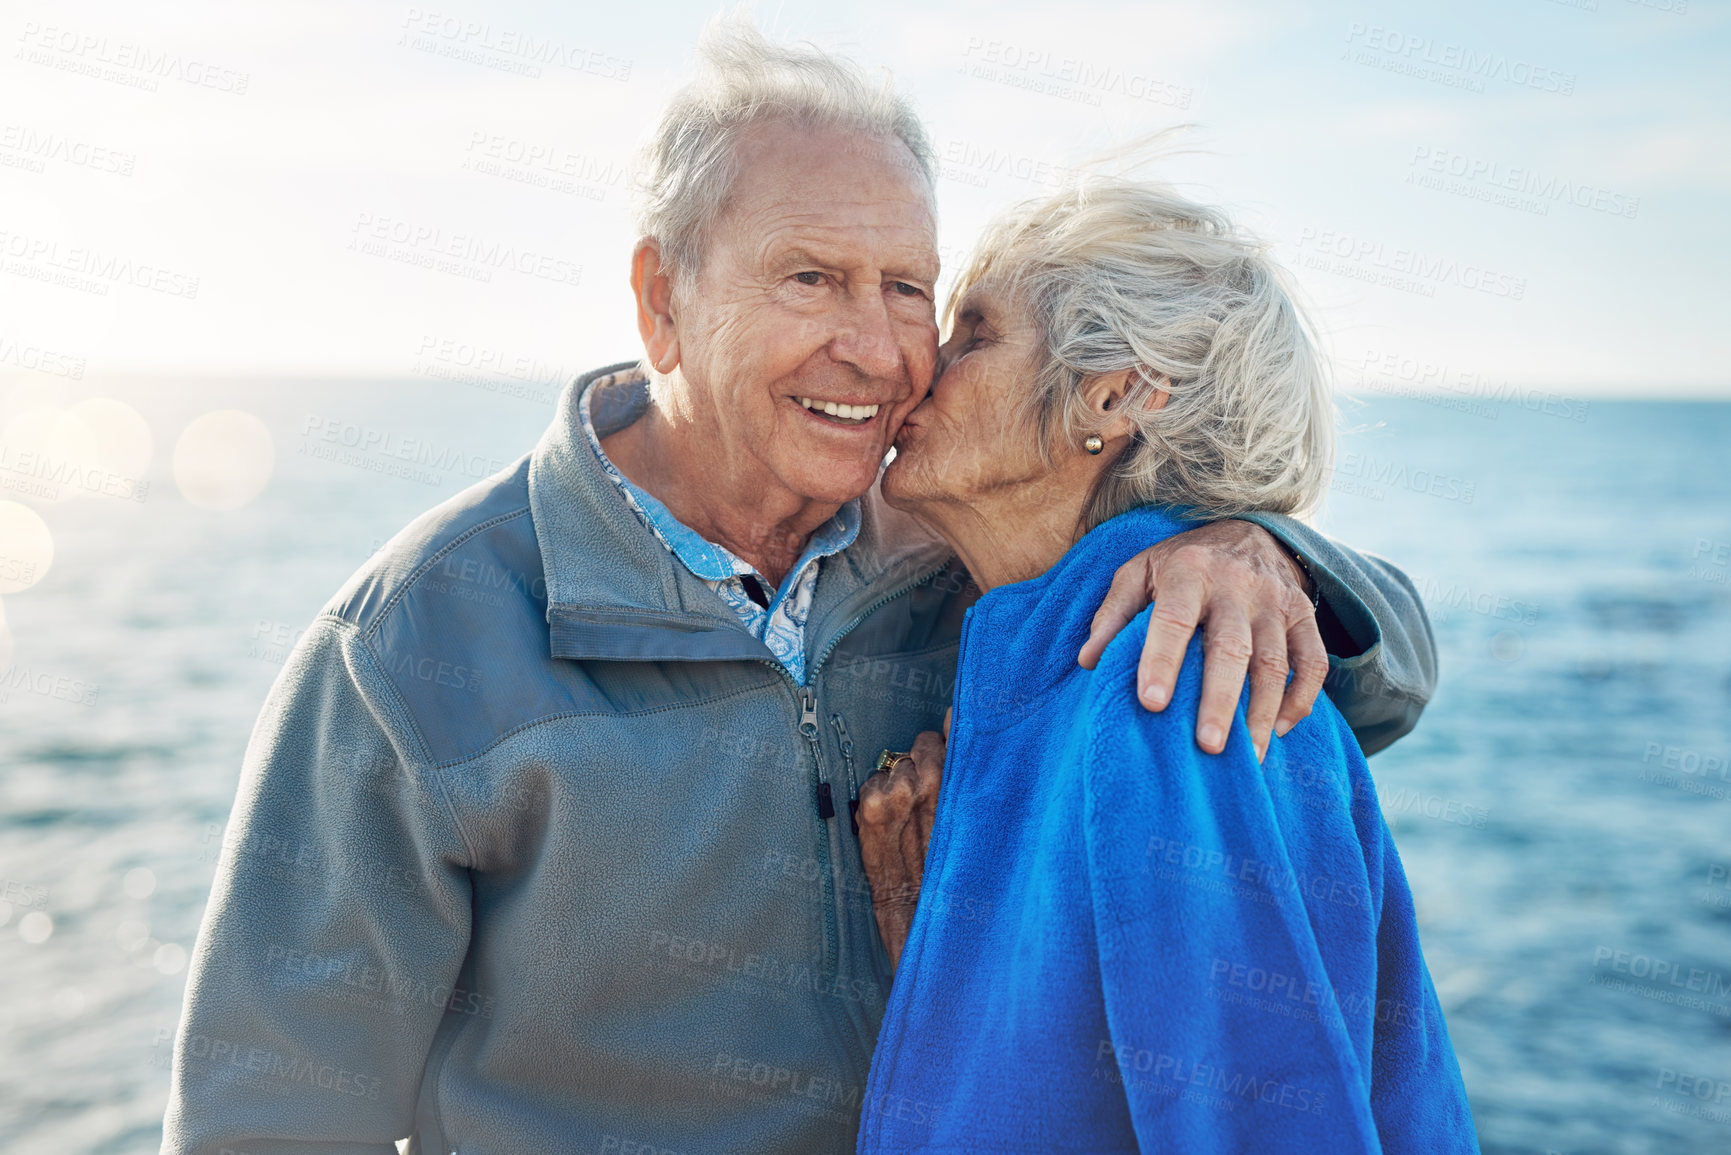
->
xmin=1 ymin=377 xmax=1728 ymax=1154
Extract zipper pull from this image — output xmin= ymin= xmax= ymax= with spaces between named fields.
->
xmin=830 ymin=714 xmax=857 ymax=766
xmin=830 ymin=714 xmax=861 ymax=836
xmin=800 ymin=691 xmax=833 ymax=821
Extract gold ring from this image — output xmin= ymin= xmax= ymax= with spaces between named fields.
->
xmin=876 ymin=749 xmax=913 ymax=775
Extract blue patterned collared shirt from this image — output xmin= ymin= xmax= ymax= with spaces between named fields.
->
xmin=578 ymin=382 xmax=860 ymax=685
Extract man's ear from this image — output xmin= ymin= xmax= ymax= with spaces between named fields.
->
xmin=631 ymin=238 xmax=681 ymax=374
xmin=1083 ymin=369 xmax=1169 ymax=445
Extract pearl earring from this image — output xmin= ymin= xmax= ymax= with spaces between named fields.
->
xmin=1084 ymin=435 xmax=1104 ymax=455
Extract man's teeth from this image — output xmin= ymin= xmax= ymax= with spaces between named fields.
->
xmin=798 ymin=397 xmax=880 ymax=422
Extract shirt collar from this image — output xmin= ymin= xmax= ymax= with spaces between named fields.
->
xmin=576 ymin=375 xmax=862 ymax=591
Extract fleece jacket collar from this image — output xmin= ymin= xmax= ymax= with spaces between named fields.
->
xmin=526 ymin=361 xmax=953 ymax=670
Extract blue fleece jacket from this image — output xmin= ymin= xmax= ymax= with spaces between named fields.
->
xmin=858 ymin=507 xmax=1478 ymax=1153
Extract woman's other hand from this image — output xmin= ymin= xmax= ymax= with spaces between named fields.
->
xmin=858 ymin=718 xmax=948 ymax=969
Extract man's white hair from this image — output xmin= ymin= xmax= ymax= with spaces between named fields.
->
xmin=632 ymin=16 xmax=936 ymax=281
xmin=950 ymin=178 xmax=1335 ymax=525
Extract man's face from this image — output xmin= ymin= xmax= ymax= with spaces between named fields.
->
xmin=668 ymin=120 xmax=940 ymax=508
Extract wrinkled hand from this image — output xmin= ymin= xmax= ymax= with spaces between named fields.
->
xmin=1077 ymin=520 xmax=1325 ymax=762
xmin=857 ymin=718 xmax=947 ymax=969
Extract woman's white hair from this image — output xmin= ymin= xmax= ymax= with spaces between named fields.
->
xmin=633 ymin=16 xmax=936 ymax=282
xmin=950 ymin=179 xmax=1334 ymax=526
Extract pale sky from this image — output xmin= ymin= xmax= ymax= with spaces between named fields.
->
xmin=1 ymin=0 xmax=1726 ymax=395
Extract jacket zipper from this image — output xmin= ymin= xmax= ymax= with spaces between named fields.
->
xmin=798 ymin=689 xmax=841 ymax=977
xmin=800 ymin=690 xmax=837 ymax=819
xmin=829 ymin=714 xmax=860 ymax=836
xmin=751 ymin=561 xmax=956 ymax=1108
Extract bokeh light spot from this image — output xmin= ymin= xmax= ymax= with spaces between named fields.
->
xmin=68 ymin=398 xmax=154 ymax=501
xmin=51 ymin=988 xmax=87 ymax=1019
xmin=173 ymin=410 xmax=275 ymax=511
xmin=0 ymin=408 xmax=99 ymax=504
xmin=153 ymin=942 xmax=187 ymax=975
xmin=116 ymin=919 xmax=150 ymax=952
xmin=0 ymin=503 xmax=54 ymax=594
xmin=122 ymin=867 xmax=157 ymax=900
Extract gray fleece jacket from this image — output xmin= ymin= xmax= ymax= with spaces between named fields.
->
xmin=161 ymin=364 xmax=1436 ymax=1155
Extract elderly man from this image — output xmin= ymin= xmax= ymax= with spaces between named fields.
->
xmin=162 ymin=21 xmax=1434 ymax=1155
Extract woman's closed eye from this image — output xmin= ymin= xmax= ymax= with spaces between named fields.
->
xmin=956 ymin=327 xmax=995 ymax=356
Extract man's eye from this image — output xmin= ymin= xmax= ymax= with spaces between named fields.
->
xmin=794 ymin=271 xmax=823 ymax=286
xmin=892 ymin=282 xmax=925 ymax=297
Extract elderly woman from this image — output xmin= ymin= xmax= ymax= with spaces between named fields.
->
xmin=855 ymin=181 xmax=1478 ymax=1152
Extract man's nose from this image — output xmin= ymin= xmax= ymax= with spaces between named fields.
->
xmin=829 ymin=290 xmax=902 ymax=381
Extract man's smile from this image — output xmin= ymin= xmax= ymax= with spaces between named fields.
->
xmin=788 ymin=393 xmax=895 ymax=433
xmin=797 ymin=395 xmax=881 ymax=424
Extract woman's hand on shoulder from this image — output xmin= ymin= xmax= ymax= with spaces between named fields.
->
xmin=1077 ymin=520 xmax=1326 ymax=762
xmin=858 ymin=718 xmax=948 ymax=969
